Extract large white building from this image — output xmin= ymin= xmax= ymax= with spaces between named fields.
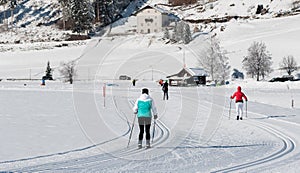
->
xmin=136 ymin=5 xmax=171 ymax=34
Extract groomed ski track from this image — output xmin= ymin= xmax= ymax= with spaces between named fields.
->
xmin=210 ymin=90 xmax=299 ymax=172
xmin=2 ymin=87 xmax=300 ymax=172
xmin=213 ymin=117 xmax=296 ymax=172
xmin=5 ymin=89 xmax=172 ymax=172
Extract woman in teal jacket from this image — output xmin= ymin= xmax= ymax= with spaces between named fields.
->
xmin=133 ymin=88 xmax=158 ymax=148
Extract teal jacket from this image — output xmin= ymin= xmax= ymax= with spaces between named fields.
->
xmin=133 ymin=94 xmax=157 ymax=118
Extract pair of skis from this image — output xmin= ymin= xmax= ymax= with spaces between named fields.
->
xmin=229 ymin=99 xmax=248 ymax=120
xmin=127 ymin=115 xmax=156 ymax=148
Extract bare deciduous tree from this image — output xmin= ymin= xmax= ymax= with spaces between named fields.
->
xmin=242 ymin=41 xmax=273 ymax=81
xmin=198 ymin=37 xmax=230 ymax=84
xmin=280 ymin=55 xmax=298 ymax=75
xmin=59 ymin=61 xmax=77 ymax=84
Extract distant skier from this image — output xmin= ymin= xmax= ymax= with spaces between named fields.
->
xmin=133 ymin=88 xmax=158 ymax=149
xmin=162 ymin=80 xmax=169 ymax=100
xmin=132 ymin=79 xmax=136 ymax=86
xmin=159 ymin=79 xmax=163 ymax=86
xmin=41 ymin=78 xmax=45 ymax=86
xmin=230 ymin=86 xmax=248 ymax=120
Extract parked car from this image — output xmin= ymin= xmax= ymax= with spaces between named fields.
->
xmin=269 ymin=75 xmax=293 ymax=82
xmin=282 ymin=75 xmax=294 ymax=81
xmin=119 ymin=75 xmax=131 ymax=80
xmin=293 ymin=73 xmax=300 ymax=81
xmin=269 ymin=77 xmax=288 ymax=82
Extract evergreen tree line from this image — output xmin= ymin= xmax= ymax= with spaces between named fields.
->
xmin=58 ymin=0 xmax=133 ymax=34
xmin=164 ymin=21 xmax=192 ymax=44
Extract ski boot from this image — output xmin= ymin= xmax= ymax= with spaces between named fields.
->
xmin=138 ymin=140 xmax=142 ymax=149
xmin=146 ymin=140 xmax=151 ymax=149
xmin=240 ymin=117 xmax=243 ymax=120
xmin=236 ymin=116 xmax=239 ymax=120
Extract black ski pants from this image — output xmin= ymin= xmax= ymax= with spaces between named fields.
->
xmin=163 ymin=91 xmax=168 ymax=100
xmin=138 ymin=117 xmax=151 ymax=141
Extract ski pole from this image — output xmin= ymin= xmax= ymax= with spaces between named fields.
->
xmin=127 ymin=114 xmax=136 ymax=148
xmin=246 ymin=101 xmax=248 ymax=118
xmin=229 ymin=99 xmax=232 ymax=120
xmin=152 ymin=119 xmax=156 ymax=143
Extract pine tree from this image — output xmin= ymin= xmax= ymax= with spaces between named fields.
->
xmin=58 ymin=0 xmax=72 ymax=30
xmin=70 ymin=0 xmax=94 ymax=34
xmin=183 ymin=23 xmax=192 ymax=44
xmin=99 ymin=0 xmax=113 ymax=25
xmin=175 ymin=21 xmax=184 ymax=42
xmin=45 ymin=61 xmax=53 ymax=80
xmin=0 ymin=0 xmax=8 ymax=25
xmin=171 ymin=22 xmax=178 ymax=41
xmin=172 ymin=21 xmax=192 ymax=44
xmin=163 ymin=28 xmax=170 ymax=39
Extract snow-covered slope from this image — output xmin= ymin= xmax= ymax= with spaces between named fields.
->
xmin=0 ymin=0 xmax=68 ymax=45
xmin=157 ymin=0 xmax=299 ymax=20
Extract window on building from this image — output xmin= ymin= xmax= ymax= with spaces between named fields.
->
xmin=154 ymin=29 xmax=157 ymax=32
xmin=148 ymin=29 xmax=150 ymax=33
xmin=141 ymin=23 xmax=143 ymax=26
xmin=141 ymin=30 xmax=144 ymax=33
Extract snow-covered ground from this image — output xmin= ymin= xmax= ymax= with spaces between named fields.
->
xmin=0 ymin=35 xmax=300 ymax=172
xmin=218 ymin=14 xmax=300 ymax=77
xmin=1 ymin=0 xmax=300 ymax=172
xmin=0 ymin=79 xmax=299 ymax=172
xmin=158 ymin=0 xmax=299 ymax=20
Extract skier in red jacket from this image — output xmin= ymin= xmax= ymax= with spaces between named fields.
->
xmin=230 ymin=86 xmax=248 ymax=120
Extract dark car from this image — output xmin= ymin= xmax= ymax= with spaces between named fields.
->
xmin=119 ymin=75 xmax=131 ymax=80
xmin=269 ymin=77 xmax=288 ymax=82
xmin=269 ymin=75 xmax=293 ymax=82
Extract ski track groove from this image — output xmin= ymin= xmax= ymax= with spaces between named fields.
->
xmin=16 ymin=119 xmax=169 ymax=172
xmin=197 ymin=93 xmax=297 ymax=173
xmin=12 ymin=99 xmax=170 ymax=172
xmin=4 ymin=96 xmax=132 ymax=171
xmin=212 ymin=110 xmax=296 ymax=172
xmin=5 ymin=89 xmax=297 ymax=172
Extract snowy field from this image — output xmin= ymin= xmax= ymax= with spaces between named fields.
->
xmin=0 ymin=80 xmax=299 ymax=172
xmin=0 ymin=35 xmax=300 ymax=171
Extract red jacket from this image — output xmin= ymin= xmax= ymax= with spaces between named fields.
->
xmin=231 ymin=86 xmax=248 ymax=103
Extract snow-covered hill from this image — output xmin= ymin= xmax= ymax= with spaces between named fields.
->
xmin=0 ymin=0 xmax=69 ymax=45
xmin=155 ymin=0 xmax=300 ymax=20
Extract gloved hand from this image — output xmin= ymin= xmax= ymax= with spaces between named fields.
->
xmin=154 ymin=115 xmax=158 ymax=120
